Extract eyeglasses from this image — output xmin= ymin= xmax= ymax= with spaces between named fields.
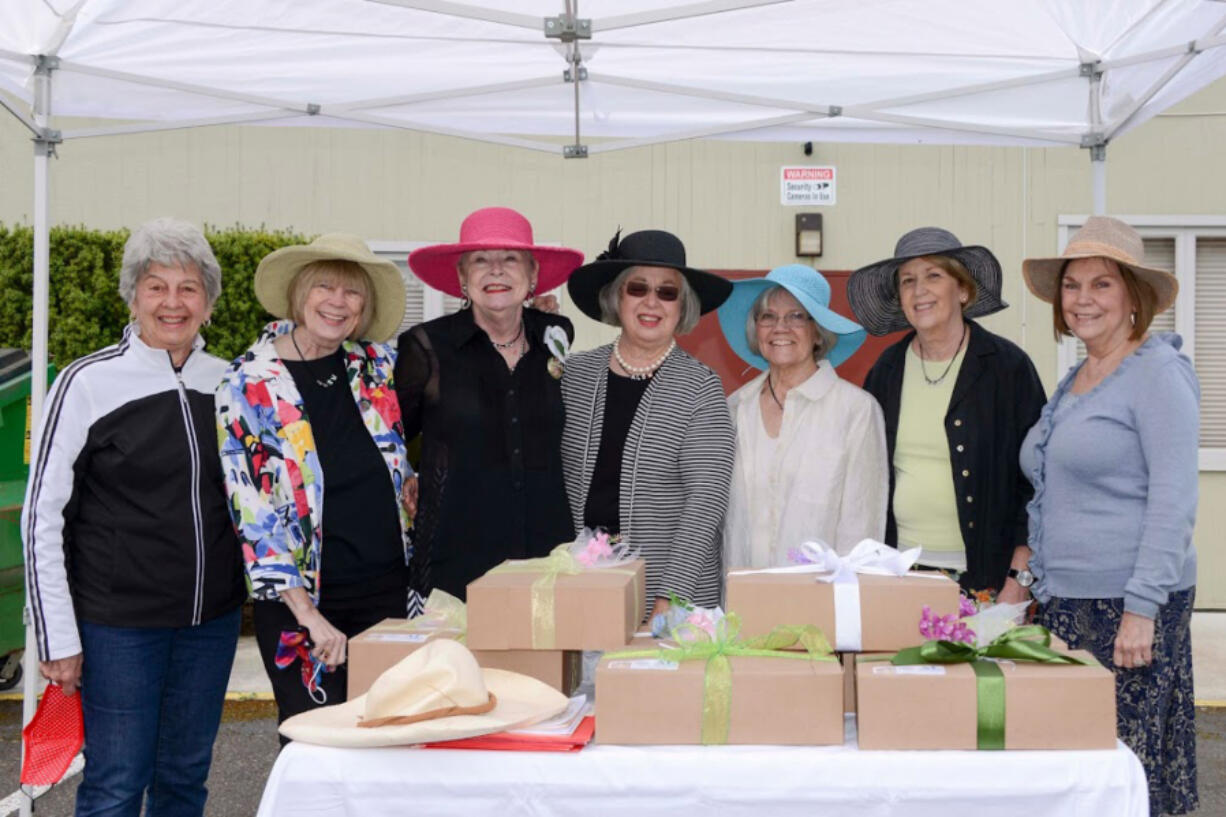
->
xmin=623 ymin=281 xmax=681 ymax=302
xmin=756 ymin=310 xmax=812 ymax=328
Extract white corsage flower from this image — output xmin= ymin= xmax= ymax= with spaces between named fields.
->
xmin=544 ymin=325 xmax=570 ymax=379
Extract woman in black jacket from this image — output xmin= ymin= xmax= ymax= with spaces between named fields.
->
xmin=848 ymin=227 xmax=1045 ymax=602
xmin=23 ymin=218 xmax=245 ymax=816
xmin=395 ymin=207 xmax=584 ymax=603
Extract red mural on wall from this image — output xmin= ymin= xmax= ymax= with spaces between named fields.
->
xmin=675 ymin=269 xmax=906 ymax=395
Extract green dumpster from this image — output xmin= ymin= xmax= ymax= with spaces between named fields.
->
xmin=0 ymin=349 xmax=56 ymax=690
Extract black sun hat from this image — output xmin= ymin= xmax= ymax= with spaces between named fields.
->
xmin=567 ymin=229 xmax=732 ymax=322
xmin=847 ymin=226 xmax=1008 ymax=336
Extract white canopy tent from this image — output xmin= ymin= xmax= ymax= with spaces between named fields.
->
xmin=3 ymin=0 xmax=1226 ymax=809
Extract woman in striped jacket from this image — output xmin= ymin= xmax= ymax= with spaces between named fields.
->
xmin=561 ymin=229 xmax=735 ymax=621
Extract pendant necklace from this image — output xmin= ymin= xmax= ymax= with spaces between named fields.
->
xmin=916 ymin=322 xmax=967 ymax=386
xmin=290 ymin=329 xmax=340 ymax=389
xmin=614 ymin=336 xmax=675 ymax=380
xmin=765 ymin=375 xmax=785 ymax=409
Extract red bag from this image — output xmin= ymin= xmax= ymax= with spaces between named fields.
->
xmin=21 ymin=685 xmax=84 ymax=786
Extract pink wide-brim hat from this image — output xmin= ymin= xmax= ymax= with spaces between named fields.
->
xmin=408 ymin=207 xmax=584 ymax=299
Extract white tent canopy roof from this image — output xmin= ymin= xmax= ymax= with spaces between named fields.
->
xmin=2 ymin=0 xmax=1226 ymax=154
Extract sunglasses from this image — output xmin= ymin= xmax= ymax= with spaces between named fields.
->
xmin=623 ymin=280 xmax=681 ymax=302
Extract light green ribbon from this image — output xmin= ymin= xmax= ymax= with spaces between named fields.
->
xmin=889 ymin=625 xmax=1087 ymax=750
xmin=489 ymin=544 xmax=641 ymax=648
xmin=384 ymin=589 xmax=468 ymax=643
xmin=605 ymin=612 xmax=837 ymax=744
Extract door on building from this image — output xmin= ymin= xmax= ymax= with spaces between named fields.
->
xmin=676 ymin=269 xmax=906 ymax=395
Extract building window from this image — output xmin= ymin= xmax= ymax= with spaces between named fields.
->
xmin=1056 ymin=217 xmax=1226 ymax=471
xmin=368 ymin=241 xmax=465 ymax=339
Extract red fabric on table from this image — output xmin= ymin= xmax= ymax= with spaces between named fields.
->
xmin=422 ymin=716 xmax=595 ymax=752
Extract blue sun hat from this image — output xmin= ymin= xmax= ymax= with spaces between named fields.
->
xmin=717 ymin=264 xmax=867 ymax=371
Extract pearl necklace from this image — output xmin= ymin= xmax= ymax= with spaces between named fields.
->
xmin=614 ymin=336 xmax=675 ymax=381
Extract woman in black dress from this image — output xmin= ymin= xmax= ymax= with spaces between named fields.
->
xmin=395 ymin=207 xmax=584 ymax=603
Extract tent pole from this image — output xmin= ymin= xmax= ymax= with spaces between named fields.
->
xmin=1090 ymin=145 xmax=1107 ymax=216
xmin=22 ymin=55 xmax=58 ymax=817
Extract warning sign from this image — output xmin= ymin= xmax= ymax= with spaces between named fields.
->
xmin=781 ymin=166 xmax=836 ymax=206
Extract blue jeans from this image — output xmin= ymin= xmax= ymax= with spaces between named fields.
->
xmin=74 ymin=607 xmax=241 ymax=817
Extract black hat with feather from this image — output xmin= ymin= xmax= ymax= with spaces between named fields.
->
xmin=567 ymin=229 xmax=732 ymax=322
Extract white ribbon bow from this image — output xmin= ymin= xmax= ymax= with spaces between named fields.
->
xmin=728 ymin=539 xmax=933 ymax=651
xmin=798 ymin=538 xmax=921 ymax=582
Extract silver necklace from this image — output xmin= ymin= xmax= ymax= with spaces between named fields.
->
xmin=916 ymin=322 xmax=967 ymax=386
xmin=290 ymin=330 xmax=340 ymax=389
xmin=490 ymin=321 xmax=525 ymax=350
xmin=614 ymin=335 xmax=675 ymax=380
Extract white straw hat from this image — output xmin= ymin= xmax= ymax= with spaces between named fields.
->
xmin=279 ymin=639 xmax=568 ymax=747
xmin=254 ymin=233 xmax=407 ymax=342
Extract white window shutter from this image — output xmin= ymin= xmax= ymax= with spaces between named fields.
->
xmin=1195 ymin=238 xmax=1226 ymax=448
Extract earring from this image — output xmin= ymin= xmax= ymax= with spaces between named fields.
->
xmin=203 ymin=318 xmax=212 ymax=328
xmin=1130 ymin=311 xmax=1137 ymax=326
xmin=523 ymin=287 xmax=536 ymax=308
xmin=460 ymin=284 xmax=471 ymax=310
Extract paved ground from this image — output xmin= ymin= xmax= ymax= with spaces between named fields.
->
xmin=0 ymin=702 xmax=1222 ymax=816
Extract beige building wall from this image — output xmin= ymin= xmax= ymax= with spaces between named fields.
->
xmin=2 ymin=79 xmax=1223 ymax=605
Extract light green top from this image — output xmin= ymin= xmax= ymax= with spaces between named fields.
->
xmin=893 ymin=342 xmax=967 ymax=557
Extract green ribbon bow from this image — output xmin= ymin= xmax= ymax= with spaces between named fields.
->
xmin=606 ymin=612 xmax=837 ymax=744
xmin=385 ymin=589 xmax=468 ymax=644
xmin=890 ymin=625 xmax=1087 ymax=750
xmin=489 ymin=544 xmax=641 ymax=648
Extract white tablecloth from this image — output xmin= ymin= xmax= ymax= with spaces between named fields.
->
xmin=256 ymin=717 xmax=1148 ymax=817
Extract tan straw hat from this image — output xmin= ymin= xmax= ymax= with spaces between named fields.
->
xmin=1022 ymin=216 xmax=1177 ymax=313
xmin=278 ymin=639 xmax=568 ymax=748
xmin=254 ymin=233 xmax=407 ymax=342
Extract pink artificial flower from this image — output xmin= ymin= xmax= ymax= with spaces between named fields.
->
xmin=576 ymin=530 xmax=615 ymax=567
xmin=684 ymin=609 xmax=719 ymax=639
xmin=918 ymin=604 xmax=976 ymax=646
xmin=788 ymin=546 xmax=816 ymax=565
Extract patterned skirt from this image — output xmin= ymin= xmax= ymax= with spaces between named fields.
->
xmin=1035 ymin=588 xmax=1197 ymax=816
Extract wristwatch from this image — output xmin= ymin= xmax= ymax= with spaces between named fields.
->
xmin=1008 ymin=567 xmax=1035 ymax=588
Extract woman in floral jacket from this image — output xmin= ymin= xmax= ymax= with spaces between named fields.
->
xmin=217 ymin=233 xmax=413 ymax=730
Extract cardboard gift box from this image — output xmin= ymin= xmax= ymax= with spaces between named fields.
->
xmin=347 ymin=618 xmax=581 ymax=698
xmin=725 ymin=569 xmax=960 ymax=652
xmin=856 ymin=635 xmax=1116 ymax=750
xmin=595 ymin=635 xmax=844 ymax=746
xmin=466 ymin=558 xmax=646 ymax=651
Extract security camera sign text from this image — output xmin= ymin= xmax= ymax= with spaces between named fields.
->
xmin=781 ymin=166 xmax=836 ymax=206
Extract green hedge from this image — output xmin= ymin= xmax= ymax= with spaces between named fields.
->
xmin=0 ymin=224 xmax=311 ymax=365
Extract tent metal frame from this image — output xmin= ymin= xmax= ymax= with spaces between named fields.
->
xmin=5 ymin=2 xmax=1226 ymax=812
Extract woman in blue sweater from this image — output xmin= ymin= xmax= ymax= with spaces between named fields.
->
xmin=1020 ymin=216 xmax=1198 ymax=816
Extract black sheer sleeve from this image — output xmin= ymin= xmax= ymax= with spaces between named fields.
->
xmin=395 ymin=325 xmax=437 ymax=441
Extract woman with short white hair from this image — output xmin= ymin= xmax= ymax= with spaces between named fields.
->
xmin=561 ymin=229 xmax=735 ymax=621
xmin=717 ymin=264 xmax=886 ymax=566
xmin=24 ymin=217 xmax=246 ymax=816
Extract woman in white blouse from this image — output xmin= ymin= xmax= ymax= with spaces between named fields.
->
xmin=717 ymin=264 xmax=888 ymax=567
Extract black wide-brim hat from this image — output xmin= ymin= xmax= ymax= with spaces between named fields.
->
xmin=568 ymin=229 xmax=732 ymax=322
xmin=847 ymin=226 xmax=1008 ymax=336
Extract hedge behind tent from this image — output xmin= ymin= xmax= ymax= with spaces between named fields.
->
xmin=0 ymin=224 xmax=309 ymax=366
